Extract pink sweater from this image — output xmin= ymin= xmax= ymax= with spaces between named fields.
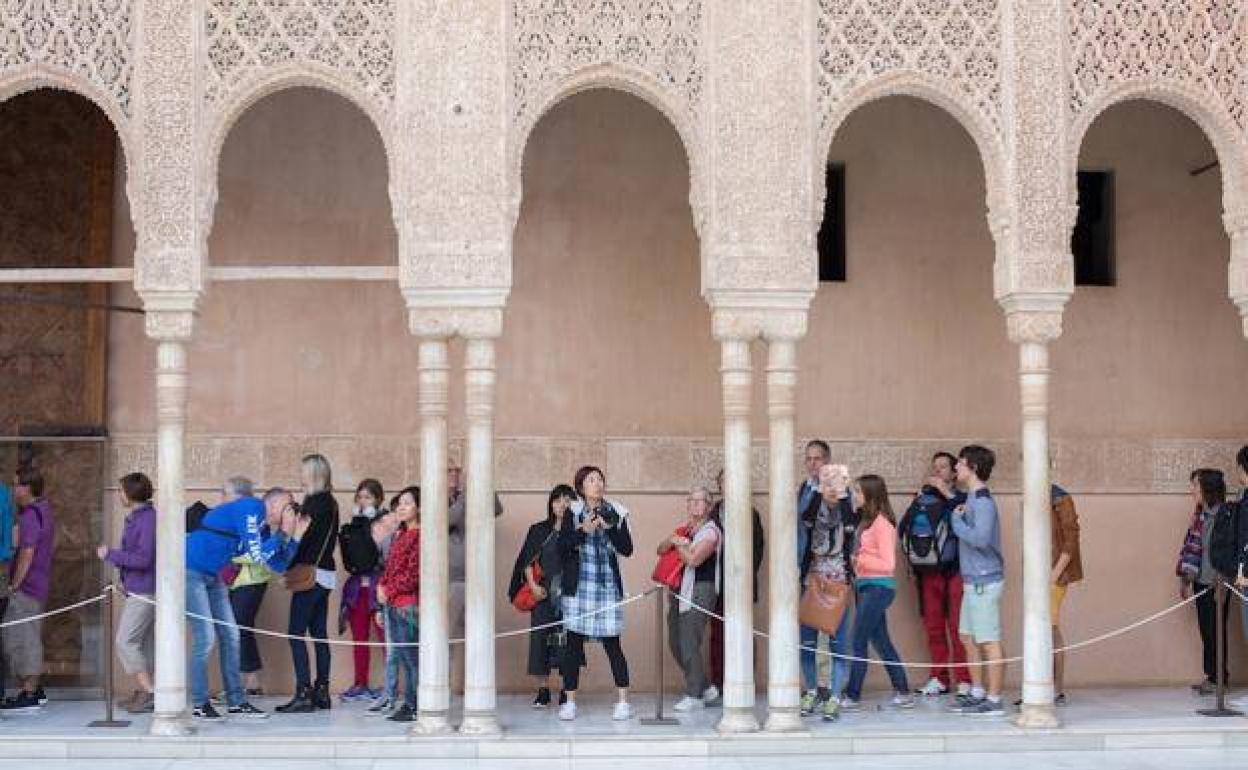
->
xmin=854 ymin=515 xmax=897 ymax=579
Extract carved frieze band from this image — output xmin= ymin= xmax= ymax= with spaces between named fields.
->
xmin=107 ymin=433 xmax=1245 ymax=496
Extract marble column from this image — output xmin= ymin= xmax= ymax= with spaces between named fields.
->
xmin=717 ymin=337 xmax=760 ymax=733
xmin=147 ymin=310 xmax=194 ymax=736
xmin=1009 ymin=310 xmax=1062 ymax=729
xmin=1228 ymin=214 xmax=1248 ymax=340
xmin=414 ymin=337 xmax=453 ymax=735
xmin=764 ymin=337 xmax=802 ymax=732
xmin=460 ymin=336 xmax=499 ymax=735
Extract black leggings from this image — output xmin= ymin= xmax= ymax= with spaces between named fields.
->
xmin=561 ymin=631 xmax=629 ymax=691
xmin=288 ymin=585 xmax=331 ymax=688
xmin=1195 ymin=583 xmax=1230 ymax=685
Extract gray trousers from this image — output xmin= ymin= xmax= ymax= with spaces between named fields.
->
xmin=116 ymin=594 xmax=155 ymax=675
xmin=668 ymin=581 xmax=717 ymax=698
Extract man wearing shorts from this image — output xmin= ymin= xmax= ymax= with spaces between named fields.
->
xmin=948 ymin=445 xmax=1005 ymax=716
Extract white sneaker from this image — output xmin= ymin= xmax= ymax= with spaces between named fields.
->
xmin=917 ymin=677 xmax=947 ymax=696
xmin=612 ymin=701 xmax=634 ymax=721
xmin=673 ymin=696 xmax=703 ymax=712
xmin=701 ymin=685 xmax=720 ymax=705
xmin=558 ymin=701 xmax=577 ymax=721
xmin=1229 ymin=694 xmax=1248 ymax=709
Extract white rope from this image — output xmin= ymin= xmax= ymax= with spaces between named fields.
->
xmin=1226 ymin=582 xmax=1248 ymax=603
xmin=0 ymin=585 xmax=111 ymax=628
xmin=667 ymin=584 xmax=1209 ymax=669
xmin=125 ymin=586 xmax=659 ymax=647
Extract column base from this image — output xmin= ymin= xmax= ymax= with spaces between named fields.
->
xmin=149 ymin=712 xmax=194 ymax=737
xmin=459 ymin=711 xmax=501 ymax=736
xmin=1015 ymin=702 xmax=1061 ymax=729
xmin=412 ymin=711 xmax=455 ymax=736
xmin=763 ymin=706 xmax=805 ymax=733
xmin=716 ymin=706 xmax=761 ymax=734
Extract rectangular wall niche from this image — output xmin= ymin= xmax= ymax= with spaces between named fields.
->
xmin=1073 ymin=169 xmax=1115 ymax=287
xmin=818 ymin=163 xmax=847 ymax=283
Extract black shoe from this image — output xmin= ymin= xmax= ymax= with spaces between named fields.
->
xmin=227 ymin=702 xmax=269 ymax=719
xmin=312 ymin=681 xmax=332 ymax=710
xmin=191 ymin=702 xmax=225 ymax=720
xmin=387 ymin=703 xmax=417 ymax=722
xmin=532 ymin=687 xmax=552 ymax=708
xmin=0 ymin=690 xmax=42 ymax=713
xmin=276 ymin=686 xmax=315 ymax=714
xmin=33 ymin=688 xmax=47 ymax=706
xmin=559 ymin=689 xmax=568 ymax=706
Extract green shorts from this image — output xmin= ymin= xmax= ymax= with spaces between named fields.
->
xmin=959 ymin=579 xmax=1004 ymax=644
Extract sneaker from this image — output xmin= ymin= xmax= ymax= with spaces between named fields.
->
xmin=366 ymin=698 xmax=395 ymax=717
xmin=838 ymin=697 xmax=861 ymax=713
xmin=192 ymin=702 xmax=225 ymax=720
xmin=0 ymin=690 xmax=42 ymax=713
xmin=365 ymin=687 xmax=382 ymax=701
xmin=799 ymin=689 xmax=819 ymax=716
xmin=612 ymin=701 xmax=634 ymax=721
xmin=701 ymin=685 xmax=721 ymax=705
xmin=340 ymin=685 xmax=369 ymax=703
xmin=34 ymin=688 xmax=47 ymax=707
xmin=956 ymin=682 xmax=972 ymax=697
xmin=821 ymin=697 xmax=840 ymax=721
xmin=672 ymin=696 xmax=703 ymax=712
xmin=227 ymin=702 xmax=269 ymax=719
xmin=387 ymin=704 xmax=417 ymax=722
xmin=964 ymin=698 xmax=1006 ymax=717
xmin=126 ymin=691 xmax=155 ymax=714
xmin=949 ymin=695 xmax=984 ymax=713
xmin=890 ymin=693 xmax=916 ymax=710
xmin=532 ymin=687 xmax=552 ymax=709
xmin=1192 ymin=680 xmax=1216 ymax=696
xmin=558 ymin=701 xmax=577 ymax=721
xmin=245 ymin=687 xmax=265 ymax=698
xmin=917 ymin=677 xmax=947 ymax=697
xmin=558 ymin=689 xmax=568 ymax=706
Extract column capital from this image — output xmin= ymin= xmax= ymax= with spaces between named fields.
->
xmin=140 ymin=291 xmax=199 ymax=342
xmin=708 ymin=290 xmax=813 ymax=343
xmin=999 ymin=293 xmax=1069 ymax=345
xmin=404 ymin=290 xmax=505 ymax=340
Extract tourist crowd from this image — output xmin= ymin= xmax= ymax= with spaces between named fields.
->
xmin=0 ymin=442 xmax=1246 ymax=724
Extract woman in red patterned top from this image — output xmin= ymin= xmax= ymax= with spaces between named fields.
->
xmin=377 ymin=486 xmax=420 ymax=722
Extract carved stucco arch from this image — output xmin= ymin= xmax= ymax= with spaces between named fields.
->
xmin=509 ymin=66 xmax=707 ymax=243
xmin=817 ymin=70 xmax=1008 ymax=237
xmin=0 ymin=67 xmax=138 ymax=221
xmin=1070 ymin=79 xmax=1248 ymax=223
xmin=199 ymin=64 xmax=397 ymax=247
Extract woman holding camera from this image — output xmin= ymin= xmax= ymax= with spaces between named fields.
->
xmin=557 ymin=466 xmax=634 ymax=721
xmin=277 ymin=454 xmax=340 ymax=714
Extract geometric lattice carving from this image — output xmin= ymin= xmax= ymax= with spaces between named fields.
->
xmin=205 ymin=0 xmax=395 ymax=106
xmin=817 ymin=0 xmax=1002 ymax=135
xmin=511 ymin=0 xmax=704 ymax=129
xmin=1070 ymin=0 xmax=1248 ymax=131
xmin=0 ymin=0 xmax=133 ymax=116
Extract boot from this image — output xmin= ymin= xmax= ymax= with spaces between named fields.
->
xmin=312 ymin=681 xmax=332 ymax=710
xmin=275 ymin=685 xmax=315 ymax=714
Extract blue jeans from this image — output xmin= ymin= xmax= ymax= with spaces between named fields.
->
xmin=800 ymin=614 xmax=849 ymax=697
xmin=381 ymin=604 xmax=400 ymax=702
xmin=386 ymin=605 xmax=419 ymax=708
xmin=287 ymin=585 xmax=331 ymax=689
xmin=845 ymin=584 xmax=908 ymax=700
xmin=187 ymin=570 xmax=243 ymax=707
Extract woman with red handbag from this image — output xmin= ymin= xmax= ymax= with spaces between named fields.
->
xmin=656 ymin=485 xmax=721 ymax=712
xmin=508 ymin=484 xmax=577 ymax=709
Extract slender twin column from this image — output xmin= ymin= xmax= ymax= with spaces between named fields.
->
xmin=717 ymin=337 xmax=760 ymax=733
xmin=461 ymin=337 xmax=500 ymax=734
xmin=414 ymin=338 xmax=453 ymax=735
xmin=1009 ymin=309 xmax=1063 ymax=729
xmin=148 ymin=312 xmax=195 ymax=737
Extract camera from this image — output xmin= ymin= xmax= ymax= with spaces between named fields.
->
xmin=594 ymin=503 xmax=620 ymax=528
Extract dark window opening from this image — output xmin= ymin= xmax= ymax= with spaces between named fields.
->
xmin=818 ymin=163 xmax=846 ymax=282
xmin=1072 ymin=170 xmax=1115 ymax=287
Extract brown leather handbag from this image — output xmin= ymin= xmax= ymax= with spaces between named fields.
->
xmin=798 ymin=573 xmax=850 ymax=635
xmin=284 ymin=526 xmax=333 ymax=593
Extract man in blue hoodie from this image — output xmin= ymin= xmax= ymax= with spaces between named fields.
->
xmin=948 ymin=445 xmax=1006 ymax=717
xmin=186 ymin=487 xmax=307 ymax=720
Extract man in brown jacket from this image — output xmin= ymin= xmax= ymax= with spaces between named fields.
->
xmin=1049 ymin=484 xmax=1083 ymax=704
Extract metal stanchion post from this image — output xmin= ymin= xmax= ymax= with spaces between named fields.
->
xmin=89 ymin=584 xmax=131 ymax=728
xmin=641 ymin=587 xmax=678 ymax=726
xmin=1197 ymin=576 xmax=1240 ymax=718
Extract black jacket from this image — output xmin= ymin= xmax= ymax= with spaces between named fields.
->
xmin=293 ymin=490 xmax=339 ymax=572
xmin=558 ymin=499 xmax=633 ymax=597
xmin=709 ymin=500 xmax=765 ymax=602
xmin=508 ymin=520 xmax=559 ymax=603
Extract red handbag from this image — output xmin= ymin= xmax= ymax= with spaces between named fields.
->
xmin=651 ymin=525 xmax=690 ymax=590
xmin=512 ymin=559 xmax=544 ymax=612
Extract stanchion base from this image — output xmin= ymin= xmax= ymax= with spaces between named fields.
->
xmin=88 ymin=719 xmax=132 ymax=728
xmin=1196 ymin=707 xmax=1243 ymax=717
xmin=640 ymin=717 xmax=680 ymax=725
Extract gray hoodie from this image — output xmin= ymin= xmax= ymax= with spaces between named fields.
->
xmin=951 ymin=488 xmax=1003 ymax=586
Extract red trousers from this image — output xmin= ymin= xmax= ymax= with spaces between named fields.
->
xmin=917 ymin=571 xmax=971 ymax=688
xmin=349 ymin=594 xmax=377 ymax=687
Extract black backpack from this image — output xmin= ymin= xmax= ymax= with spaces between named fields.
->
xmin=185 ymin=500 xmax=238 ymax=540
xmin=340 ymin=514 xmax=382 ymax=575
xmin=1209 ymin=502 xmax=1240 ymax=579
xmin=901 ymin=492 xmax=956 ymax=571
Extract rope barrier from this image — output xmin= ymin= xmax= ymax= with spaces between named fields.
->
xmin=1226 ymin=582 xmax=1248 ymax=603
xmin=0 ymin=585 xmax=112 ymax=628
